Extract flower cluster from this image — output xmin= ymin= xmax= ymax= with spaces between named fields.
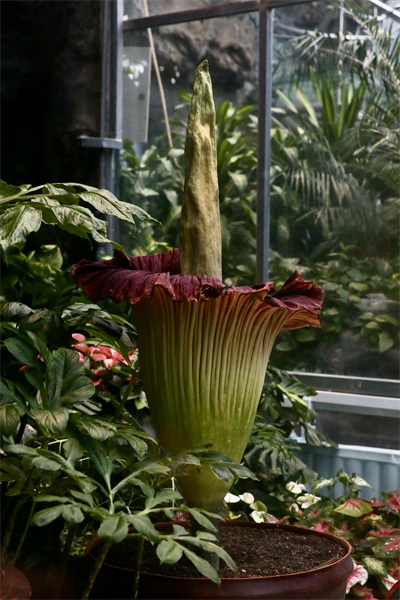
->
xmin=224 ymin=481 xmax=321 ymax=525
xmin=71 ymin=333 xmax=136 ymax=388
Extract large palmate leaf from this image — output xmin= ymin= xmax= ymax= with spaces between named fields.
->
xmin=23 ymin=332 xmax=95 ymax=410
xmin=0 ymin=180 xmax=158 ymax=252
xmin=0 ymin=403 xmax=21 ymax=437
xmin=3 ymin=330 xmax=95 ymax=432
xmin=0 ymin=205 xmax=42 ymax=250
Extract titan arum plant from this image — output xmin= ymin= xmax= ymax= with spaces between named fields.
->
xmin=73 ymin=60 xmax=324 ymax=513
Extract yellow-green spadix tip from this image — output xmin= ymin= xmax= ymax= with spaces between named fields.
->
xmin=179 ymin=60 xmax=222 ymax=280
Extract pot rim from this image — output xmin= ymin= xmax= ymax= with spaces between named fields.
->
xmin=87 ymin=520 xmax=353 ymax=582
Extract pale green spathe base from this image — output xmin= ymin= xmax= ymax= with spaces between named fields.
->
xmin=134 ymin=287 xmax=289 ymax=511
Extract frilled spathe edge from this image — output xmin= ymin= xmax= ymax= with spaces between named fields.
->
xmin=73 ymin=248 xmax=324 ymax=322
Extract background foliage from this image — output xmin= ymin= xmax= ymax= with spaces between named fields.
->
xmin=120 ymin=0 xmax=399 ymax=378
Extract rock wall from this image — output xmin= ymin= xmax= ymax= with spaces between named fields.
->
xmin=1 ymin=0 xmax=340 ymax=183
xmin=123 ymin=0 xmax=340 ymax=138
xmin=1 ymin=0 xmax=102 ymax=187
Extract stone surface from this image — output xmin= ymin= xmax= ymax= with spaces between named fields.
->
xmin=1 ymin=0 xmax=102 ymax=186
xmin=123 ymin=0 xmax=340 ymax=136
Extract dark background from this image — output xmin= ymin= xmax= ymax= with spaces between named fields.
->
xmin=1 ymin=0 xmax=102 ymax=187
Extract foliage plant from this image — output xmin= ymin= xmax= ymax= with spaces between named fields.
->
xmin=73 ymin=61 xmax=324 ymax=517
xmin=225 ymin=470 xmax=400 ymax=599
xmin=0 ymin=180 xmax=249 ymax=597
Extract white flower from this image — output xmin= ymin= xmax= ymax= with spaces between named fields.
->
xmin=224 ymin=492 xmax=241 ymax=503
xmin=240 ymin=492 xmax=255 ymax=505
xmin=289 ymin=502 xmax=301 ymax=513
xmin=286 ymin=481 xmax=306 ymax=495
xmin=297 ymin=493 xmax=321 ymax=509
xmin=224 ymin=492 xmax=255 ymax=505
xmin=250 ymin=510 xmax=267 ymax=523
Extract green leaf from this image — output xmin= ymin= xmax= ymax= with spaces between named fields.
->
xmin=70 ymin=489 xmax=94 ymax=507
xmin=229 ymin=171 xmax=247 ymax=192
xmin=72 ymin=415 xmax=117 ymax=440
xmin=112 ymin=475 xmax=154 ymax=499
xmin=156 ymin=540 xmax=183 ymax=564
xmin=373 ymin=536 xmax=399 ymax=559
xmin=32 ymin=455 xmax=64 ymax=472
xmin=362 ymin=556 xmax=387 ymax=577
xmin=334 ymin=498 xmax=372 ymax=517
xmin=5 ymin=444 xmax=38 ymax=458
xmin=146 ymin=489 xmax=182 ymax=510
xmin=45 ymin=348 xmax=95 ymax=408
xmin=180 ymin=545 xmax=220 ymax=583
xmin=117 ymin=431 xmax=148 ymax=458
xmin=0 ymin=458 xmax=26 ymax=486
xmin=31 ymin=408 xmax=69 ymax=434
xmin=1 ymin=302 xmax=34 ymax=321
xmin=295 ymin=328 xmax=317 ymax=342
xmin=35 ymin=495 xmax=71 ymax=504
xmin=31 ymin=505 xmax=65 ymax=527
xmin=188 ymin=537 xmax=237 ymax=573
xmin=62 ymin=504 xmax=85 ymax=523
xmin=98 ymin=514 xmax=129 ymax=544
xmin=22 ymin=368 xmax=43 ymax=392
xmin=0 ymin=180 xmax=31 ymax=201
xmin=0 ymin=379 xmax=25 ymax=407
xmin=34 ymin=201 xmax=109 ymax=243
xmin=209 ymin=464 xmax=234 ymax=483
xmin=63 ymin=438 xmax=84 ymax=465
xmin=0 ymin=404 xmax=21 ymax=437
xmin=3 ymin=337 xmax=40 ymax=369
xmin=79 ymin=190 xmax=155 ymax=226
xmin=276 ymin=341 xmax=294 ymax=352
xmin=0 ymin=205 xmax=42 ymax=251
xmin=129 ymin=515 xmax=160 ymax=543
xmin=379 ymin=332 xmax=394 ymax=353
xmin=187 ymin=508 xmax=217 ymax=532
xmin=375 ymin=314 xmax=399 ymax=326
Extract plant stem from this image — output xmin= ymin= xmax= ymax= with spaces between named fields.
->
xmin=1 ymin=494 xmax=24 ymax=560
xmin=80 ymin=541 xmax=111 ymax=600
xmin=112 ymin=375 xmax=135 ymax=423
xmin=1 ymin=440 xmax=49 ymax=560
xmin=50 ymin=523 xmax=78 ymax=600
xmin=131 ymin=535 xmax=145 ymax=599
xmin=11 ymin=498 xmax=36 ymax=565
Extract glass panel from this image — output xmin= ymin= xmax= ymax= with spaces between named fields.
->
xmin=268 ymin=4 xmax=400 ymax=380
xmin=121 ymin=1 xmax=400 ymax=382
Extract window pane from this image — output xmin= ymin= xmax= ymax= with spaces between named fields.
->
xmin=121 ymin=1 xmax=400 ymax=382
xmin=268 ymin=6 xmax=400 ymax=380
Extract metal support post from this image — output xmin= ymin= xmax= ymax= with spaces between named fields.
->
xmin=256 ymin=5 xmax=274 ymax=283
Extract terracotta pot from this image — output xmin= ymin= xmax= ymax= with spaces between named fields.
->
xmin=0 ymin=562 xmax=31 ymax=600
xmin=87 ymin=521 xmax=353 ymax=600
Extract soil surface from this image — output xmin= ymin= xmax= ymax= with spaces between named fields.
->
xmin=104 ymin=523 xmax=346 ymax=579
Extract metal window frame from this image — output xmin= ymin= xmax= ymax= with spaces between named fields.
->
xmin=93 ymin=0 xmax=400 ymax=399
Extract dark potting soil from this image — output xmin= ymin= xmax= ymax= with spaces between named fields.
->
xmin=104 ymin=525 xmax=346 ymax=579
